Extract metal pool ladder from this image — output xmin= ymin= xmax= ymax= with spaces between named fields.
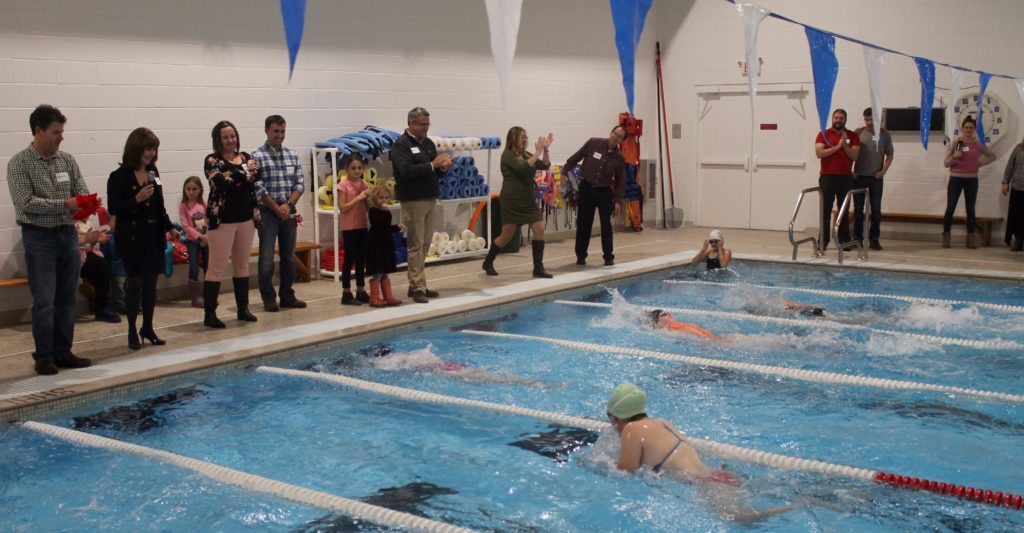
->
xmin=788 ymin=187 xmax=822 ymax=260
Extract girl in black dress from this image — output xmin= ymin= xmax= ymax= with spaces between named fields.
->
xmin=106 ymin=127 xmax=178 ymax=349
xmin=365 ymin=184 xmax=404 ymax=307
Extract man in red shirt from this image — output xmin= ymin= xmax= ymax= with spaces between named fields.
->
xmin=814 ymin=108 xmax=860 ymax=251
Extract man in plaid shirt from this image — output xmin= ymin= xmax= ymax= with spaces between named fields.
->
xmin=7 ymin=105 xmax=95 ymax=375
xmin=252 ymin=115 xmax=306 ymax=311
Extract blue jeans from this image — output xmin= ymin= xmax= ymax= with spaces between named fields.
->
xmin=22 ymin=225 xmax=80 ymax=363
xmin=943 ymin=176 xmax=979 ymax=233
xmin=852 ymin=175 xmax=884 ymax=241
xmin=184 ymin=240 xmax=208 ymax=281
xmin=257 ymin=206 xmax=298 ymax=304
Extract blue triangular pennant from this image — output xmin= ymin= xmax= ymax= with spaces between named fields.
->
xmin=913 ymin=58 xmax=935 ymax=150
xmin=804 ymin=27 xmax=839 ymax=144
xmin=609 ymin=0 xmax=653 ymax=114
xmin=280 ymin=0 xmax=307 ymax=81
xmin=976 ymin=72 xmax=993 ymax=146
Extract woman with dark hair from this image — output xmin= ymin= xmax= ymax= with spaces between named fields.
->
xmin=481 ymin=126 xmax=554 ymax=278
xmin=942 ymin=116 xmax=996 ymax=248
xmin=106 ymin=127 xmax=177 ymax=349
xmin=202 ymin=120 xmax=260 ymax=328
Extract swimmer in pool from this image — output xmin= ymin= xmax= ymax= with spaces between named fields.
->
xmin=740 ymin=299 xmax=828 ymax=318
xmin=690 ymin=229 xmax=732 ymax=270
xmin=367 ymin=345 xmax=556 ymax=388
xmin=606 ymin=383 xmax=797 ymax=524
xmin=645 ymin=309 xmax=722 ymax=341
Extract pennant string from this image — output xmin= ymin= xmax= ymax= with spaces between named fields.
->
xmin=722 ymin=0 xmax=1020 ymax=80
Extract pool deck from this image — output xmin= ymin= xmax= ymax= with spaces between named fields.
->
xmin=1 ymin=226 xmax=1021 ymax=418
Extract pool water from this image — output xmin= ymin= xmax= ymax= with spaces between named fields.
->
xmin=3 ymin=261 xmax=1023 ymax=531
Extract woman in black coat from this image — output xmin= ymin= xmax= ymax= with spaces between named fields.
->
xmin=107 ymin=127 xmax=177 ymax=349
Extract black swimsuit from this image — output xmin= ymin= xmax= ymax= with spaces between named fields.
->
xmin=706 ymin=256 xmax=722 ymax=270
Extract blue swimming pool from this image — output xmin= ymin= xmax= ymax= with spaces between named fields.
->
xmin=3 ymin=261 xmax=1023 ymax=531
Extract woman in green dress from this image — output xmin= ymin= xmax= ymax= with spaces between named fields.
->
xmin=482 ymin=126 xmax=554 ymax=278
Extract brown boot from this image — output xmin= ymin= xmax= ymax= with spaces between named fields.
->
xmin=188 ymin=279 xmax=204 ymax=309
xmin=369 ymin=279 xmax=386 ymax=308
xmin=941 ymin=232 xmax=951 ymax=248
xmin=381 ymin=278 xmax=402 ymax=306
xmin=966 ymin=232 xmax=977 ymax=249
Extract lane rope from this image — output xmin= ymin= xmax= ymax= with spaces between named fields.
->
xmin=664 ymin=279 xmax=1024 ymax=314
xmin=460 ymin=330 xmax=1024 ymax=404
xmin=257 ymin=367 xmax=1023 ymax=511
xmin=555 ymin=299 xmax=1022 ymax=350
xmin=22 ymin=421 xmax=475 ymax=533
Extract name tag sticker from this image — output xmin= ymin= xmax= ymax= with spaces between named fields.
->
xmin=411 ymin=147 xmax=421 ymax=154
xmin=592 ymin=152 xmax=603 ymax=160
xmin=963 ymin=146 xmax=970 ymax=152
xmin=55 ymin=172 xmax=70 ymax=183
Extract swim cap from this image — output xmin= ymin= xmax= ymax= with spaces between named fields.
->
xmin=708 ymin=229 xmax=723 ymax=241
xmin=607 ymin=383 xmax=647 ymax=419
xmin=646 ymin=309 xmax=665 ymax=325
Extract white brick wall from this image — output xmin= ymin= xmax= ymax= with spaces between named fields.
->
xmin=0 ymin=0 xmax=659 ymax=314
xmin=658 ymin=0 xmax=1024 ymax=231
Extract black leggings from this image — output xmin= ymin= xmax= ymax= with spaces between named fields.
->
xmin=342 ymin=228 xmax=368 ymax=289
xmin=125 ymin=273 xmax=158 ymax=333
xmin=80 ymin=253 xmax=111 ymax=312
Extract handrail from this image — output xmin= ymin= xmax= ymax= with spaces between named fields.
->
xmin=788 ymin=187 xmax=821 ymax=260
xmin=835 ymin=188 xmax=868 ymax=264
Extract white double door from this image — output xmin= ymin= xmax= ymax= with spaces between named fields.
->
xmin=696 ymin=89 xmax=813 ymax=231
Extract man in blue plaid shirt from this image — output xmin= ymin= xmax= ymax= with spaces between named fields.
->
xmin=7 ymin=105 xmax=95 ymax=375
xmin=252 ymin=115 xmax=306 ymax=312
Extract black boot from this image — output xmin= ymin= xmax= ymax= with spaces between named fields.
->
xmin=482 ymin=243 xmax=503 ymax=276
xmin=233 ymin=277 xmax=257 ymax=322
xmin=203 ymin=281 xmax=225 ymax=329
xmin=531 ymin=240 xmax=553 ymax=278
xmin=127 ymin=321 xmax=141 ymax=350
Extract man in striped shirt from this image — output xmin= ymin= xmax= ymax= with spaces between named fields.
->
xmin=252 ymin=115 xmax=307 ymax=312
xmin=7 ymin=105 xmax=95 ymax=375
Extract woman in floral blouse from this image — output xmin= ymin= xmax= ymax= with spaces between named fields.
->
xmin=202 ymin=120 xmax=260 ymax=328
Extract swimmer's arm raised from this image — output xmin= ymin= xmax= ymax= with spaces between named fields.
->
xmin=718 ymin=248 xmax=732 ymax=268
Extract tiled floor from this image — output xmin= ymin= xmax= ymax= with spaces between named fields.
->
xmin=1 ymin=226 xmax=1020 ymax=415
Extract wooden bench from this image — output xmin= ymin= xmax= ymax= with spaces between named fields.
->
xmin=0 ymin=277 xmax=29 ymax=289
xmin=250 ymin=240 xmax=321 ymax=282
xmin=833 ymin=210 xmax=1002 ymax=246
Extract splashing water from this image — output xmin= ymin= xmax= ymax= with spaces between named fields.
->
xmin=367 ymin=344 xmax=448 ymax=371
xmin=589 ymin=287 xmax=650 ymax=330
xmin=895 ymin=302 xmax=983 ymax=334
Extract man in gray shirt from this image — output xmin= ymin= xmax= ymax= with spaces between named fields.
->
xmin=853 ymin=107 xmax=894 ymax=250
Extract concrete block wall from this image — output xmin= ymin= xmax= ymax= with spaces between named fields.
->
xmin=0 ymin=0 xmax=660 ymax=321
xmin=657 ymin=0 xmax=1024 ymax=236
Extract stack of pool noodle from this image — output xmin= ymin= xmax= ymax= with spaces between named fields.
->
xmin=439 ymin=156 xmax=490 ymax=200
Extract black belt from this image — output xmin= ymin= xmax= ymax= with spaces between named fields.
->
xmin=20 ymin=223 xmax=74 ymax=233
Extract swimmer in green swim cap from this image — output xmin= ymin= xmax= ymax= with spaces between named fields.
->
xmin=606 ymin=383 xmax=798 ymax=524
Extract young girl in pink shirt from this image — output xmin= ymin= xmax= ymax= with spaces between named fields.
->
xmin=337 ymin=155 xmax=370 ymax=305
xmin=179 ymin=176 xmax=209 ymax=308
